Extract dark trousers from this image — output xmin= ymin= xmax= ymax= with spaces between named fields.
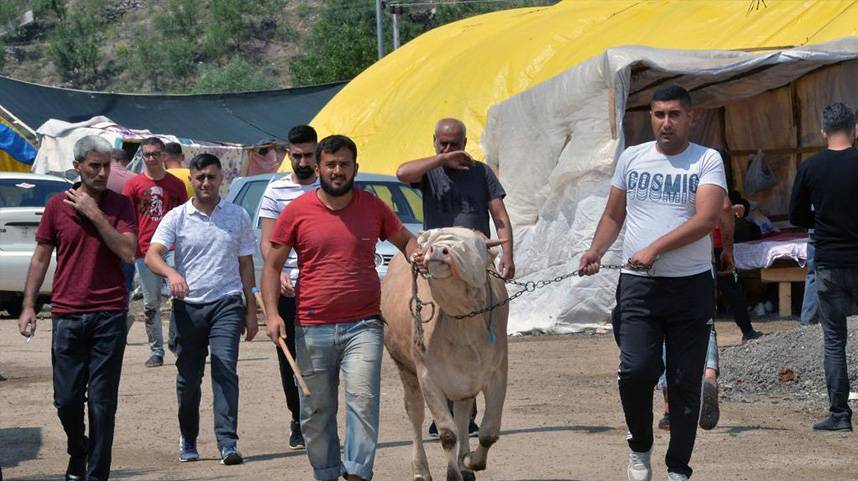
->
xmin=52 ymin=311 xmax=127 ymax=481
xmin=612 ymin=272 xmax=714 ymax=478
xmin=713 ymin=248 xmax=754 ymax=335
xmin=275 ymin=295 xmax=301 ymax=422
xmin=172 ymin=294 xmax=245 ymax=449
xmin=816 ymin=266 xmax=858 ymax=420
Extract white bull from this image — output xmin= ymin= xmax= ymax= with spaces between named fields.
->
xmin=381 ymin=227 xmax=509 ymax=481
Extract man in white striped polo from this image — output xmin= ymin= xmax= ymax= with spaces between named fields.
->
xmin=259 ymin=125 xmax=320 ymax=450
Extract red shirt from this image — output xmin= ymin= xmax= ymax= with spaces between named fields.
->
xmin=271 ymin=188 xmax=404 ymax=325
xmin=712 ymin=225 xmax=723 ymax=249
xmin=36 ymin=188 xmax=137 ymax=314
xmin=106 ymin=164 xmax=136 ymax=195
xmin=123 ymin=172 xmax=188 ymax=258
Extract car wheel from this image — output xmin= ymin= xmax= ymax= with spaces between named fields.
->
xmin=2 ymin=303 xmax=22 ymax=318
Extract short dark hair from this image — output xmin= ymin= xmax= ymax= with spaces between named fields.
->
xmin=822 ymin=102 xmax=856 ymax=135
xmin=140 ymin=137 xmax=165 ymax=150
xmin=189 ymin=153 xmax=221 ymax=171
xmin=164 ymin=142 xmax=183 ymax=156
xmin=651 ymin=85 xmax=692 ymax=109
xmin=111 ymin=148 xmax=129 ymax=163
xmin=315 ymin=135 xmax=357 ymax=164
xmin=288 ymin=125 xmax=318 ymax=145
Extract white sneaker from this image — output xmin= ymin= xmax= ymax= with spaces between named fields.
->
xmin=667 ymin=473 xmax=689 ymax=481
xmin=627 ymin=449 xmax=652 ymax=481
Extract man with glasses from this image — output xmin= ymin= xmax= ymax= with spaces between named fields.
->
xmin=123 ymin=137 xmax=188 ymax=367
xmin=258 ymin=125 xmax=319 ymax=450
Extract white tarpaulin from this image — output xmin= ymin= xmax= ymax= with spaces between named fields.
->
xmin=32 ymin=116 xmax=253 ymax=193
xmin=482 ymin=38 xmax=858 ymax=335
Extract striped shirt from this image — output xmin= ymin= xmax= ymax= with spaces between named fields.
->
xmin=259 ymin=174 xmax=319 ymax=279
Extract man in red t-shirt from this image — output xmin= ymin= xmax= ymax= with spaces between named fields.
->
xmin=18 ymin=135 xmax=137 ymax=481
xmin=262 ymin=135 xmax=419 ymax=481
xmin=123 ymin=137 xmax=188 ymax=367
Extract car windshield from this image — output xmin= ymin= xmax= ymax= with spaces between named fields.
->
xmin=237 ymin=177 xmax=423 ymax=226
xmin=356 ymin=181 xmax=423 ymax=225
xmin=0 ymin=179 xmax=69 ymax=208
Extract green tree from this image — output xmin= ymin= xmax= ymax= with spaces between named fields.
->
xmin=192 ymin=57 xmax=277 ymax=94
xmin=289 ymin=0 xmax=378 ymax=86
xmin=290 ymin=0 xmax=558 ymax=86
xmin=48 ymin=10 xmax=102 ymax=86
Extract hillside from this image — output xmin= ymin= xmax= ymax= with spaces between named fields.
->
xmin=0 ymin=0 xmax=323 ymax=93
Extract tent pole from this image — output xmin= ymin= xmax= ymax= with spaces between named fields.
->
xmin=392 ymin=7 xmax=401 ymax=50
xmin=376 ymin=0 xmax=385 ymax=59
xmin=0 ymin=104 xmax=37 ymax=140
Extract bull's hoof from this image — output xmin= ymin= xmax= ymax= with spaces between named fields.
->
xmin=462 ymin=469 xmax=476 ymax=481
xmin=414 ymin=475 xmax=432 ymax=481
xmin=463 ymin=453 xmax=486 ymax=472
xmin=446 ymin=465 xmax=463 ymax=481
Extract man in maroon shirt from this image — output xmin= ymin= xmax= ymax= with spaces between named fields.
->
xmin=262 ymin=135 xmax=419 ymax=481
xmin=123 ymin=137 xmax=188 ymax=367
xmin=18 ymin=135 xmax=137 ymax=481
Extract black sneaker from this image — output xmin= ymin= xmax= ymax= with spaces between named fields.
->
xmin=468 ymin=419 xmax=479 ymax=437
xmin=220 ymin=445 xmax=244 ymax=465
xmin=428 ymin=421 xmax=439 ymax=439
xmin=144 ymin=354 xmax=164 ymax=368
xmin=699 ymin=378 xmax=720 ymax=430
xmin=657 ymin=413 xmax=670 ymax=431
xmin=813 ymin=415 xmax=852 ymax=432
xmin=289 ymin=420 xmax=305 ymax=450
xmin=741 ymin=330 xmax=764 ymax=343
xmin=65 ymin=454 xmax=86 ymax=481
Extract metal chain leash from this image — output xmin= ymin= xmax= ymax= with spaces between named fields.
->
xmin=409 ymin=261 xmax=648 ymax=350
xmin=446 ymin=263 xmax=629 ymax=320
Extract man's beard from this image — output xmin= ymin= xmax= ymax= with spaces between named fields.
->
xmin=293 ymin=164 xmax=315 ymax=180
xmin=319 ymin=174 xmax=354 ymax=197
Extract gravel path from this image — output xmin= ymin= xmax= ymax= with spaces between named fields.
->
xmin=721 ymin=317 xmax=858 ymax=411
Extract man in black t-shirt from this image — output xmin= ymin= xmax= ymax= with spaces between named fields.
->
xmin=789 ymin=102 xmax=858 ymax=432
xmin=396 ymin=118 xmax=515 ymax=438
xmin=397 ymin=118 xmax=515 ymax=278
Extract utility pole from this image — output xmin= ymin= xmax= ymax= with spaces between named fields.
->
xmin=375 ymin=0 xmax=385 ymax=59
xmin=391 ymin=5 xmax=402 ymax=50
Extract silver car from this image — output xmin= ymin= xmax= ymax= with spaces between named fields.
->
xmin=226 ymin=172 xmax=423 ymax=285
xmin=0 ymin=172 xmax=73 ymax=316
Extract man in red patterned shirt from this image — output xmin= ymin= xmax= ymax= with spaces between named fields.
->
xmin=123 ymin=137 xmax=188 ymax=367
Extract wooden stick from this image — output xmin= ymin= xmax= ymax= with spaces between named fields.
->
xmin=254 ymin=290 xmax=311 ymax=397
xmin=278 ymin=337 xmax=311 ymax=397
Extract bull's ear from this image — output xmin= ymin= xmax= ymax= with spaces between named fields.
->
xmin=485 ymin=238 xmax=507 ymax=248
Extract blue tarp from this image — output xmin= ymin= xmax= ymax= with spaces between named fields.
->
xmin=0 ymin=123 xmax=36 ymax=164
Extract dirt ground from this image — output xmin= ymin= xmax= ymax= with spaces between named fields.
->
xmin=2 ymin=313 xmax=857 ymax=481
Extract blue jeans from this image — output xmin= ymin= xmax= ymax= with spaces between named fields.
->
xmin=296 ymin=318 xmax=384 ymax=481
xmin=172 ymin=295 xmax=245 ymax=449
xmin=816 ymin=266 xmax=858 ymax=420
xmin=135 ymin=258 xmax=164 ymax=357
xmin=52 ymin=311 xmax=128 ymax=481
xmin=801 ymin=236 xmax=819 ymax=325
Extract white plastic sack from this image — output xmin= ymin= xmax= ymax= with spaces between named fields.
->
xmin=743 ymin=149 xmax=777 ymax=195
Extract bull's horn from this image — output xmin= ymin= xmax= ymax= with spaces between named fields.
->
xmin=486 ymin=238 xmax=508 ymax=248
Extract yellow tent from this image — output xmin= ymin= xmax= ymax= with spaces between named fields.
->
xmin=301 ymin=0 xmax=858 ymax=175
xmin=0 ymin=117 xmax=32 ymax=172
